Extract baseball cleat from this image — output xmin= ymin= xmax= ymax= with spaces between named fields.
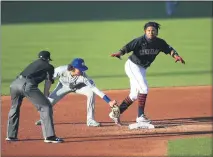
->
xmin=136 ymin=114 xmax=151 ymax=123
xmin=109 ymin=112 xmax=122 ymax=126
xmin=87 ymin=120 xmax=101 ymax=127
xmin=44 ymin=136 xmax=64 ymax=143
xmin=5 ymin=137 xmax=18 ymax=141
xmin=35 ymin=120 xmax=42 ymax=126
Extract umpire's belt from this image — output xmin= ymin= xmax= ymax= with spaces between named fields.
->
xmin=17 ymin=75 xmax=33 ymax=79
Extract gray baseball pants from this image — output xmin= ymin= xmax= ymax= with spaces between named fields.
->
xmin=7 ymin=76 xmax=55 ymax=139
xmin=48 ymin=82 xmax=96 ymax=122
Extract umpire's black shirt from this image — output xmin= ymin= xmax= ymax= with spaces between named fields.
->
xmin=20 ymin=59 xmax=55 ymax=85
xmin=121 ymin=35 xmax=173 ymax=68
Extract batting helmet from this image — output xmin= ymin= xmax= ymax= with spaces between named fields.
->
xmin=68 ymin=58 xmax=88 ymax=72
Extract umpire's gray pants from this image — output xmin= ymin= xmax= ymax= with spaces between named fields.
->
xmin=7 ymin=77 xmax=55 ymax=139
xmin=48 ymin=82 xmax=96 ymax=122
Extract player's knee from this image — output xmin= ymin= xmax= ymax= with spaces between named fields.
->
xmin=39 ymin=103 xmax=53 ymax=113
xmin=143 ymin=88 xmax=149 ymax=94
xmin=48 ymin=97 xmax=56 ymax=106
xmin=139 ymin=87 xmax=148 ymax=94
xmin=129 ymin=93 xmax=138 ymax=101
xmin=86 ymin=90 xmax=95 ymax=98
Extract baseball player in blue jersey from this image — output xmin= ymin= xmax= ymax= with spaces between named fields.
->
xmin=35 ymin=58 xmax=118 ymax=127
xmin=109 ymin=22 xmax=185 ymax=126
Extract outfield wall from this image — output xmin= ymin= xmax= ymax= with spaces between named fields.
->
xmin=1 ymin=1 xmax=212 ymax=24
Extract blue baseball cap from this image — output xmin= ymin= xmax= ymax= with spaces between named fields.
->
xmin=69 ymin=58 xmax=88 ymax=72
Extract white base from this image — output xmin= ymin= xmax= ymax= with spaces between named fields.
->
xmin=129 ymin=122 xmax=155 ymax=130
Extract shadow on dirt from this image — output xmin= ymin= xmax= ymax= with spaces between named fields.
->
xmin=8 ymin=116 xmax=212 ymax=143
xmin=63 ymin=130 xmax=213 ymax=143
xmin=56 ymin=116 xmax=213 ymax=143
xmin=152 ymin=116 xmax=213 ymax=128
xmin=54 ymin=116 xmax=213 ymax=127
xmin=7 ymin=138 xmax=43 ymax=142
xmin=6 ymin=129 xmax=212 ymax=143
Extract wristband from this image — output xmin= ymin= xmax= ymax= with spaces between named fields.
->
xmin=103 ymin=95 xmax=111 ymax=103
xmin=172 ymin=50 xmax=179 ymax=58
xmin=120 ymin=47 xmax=127 ymax=55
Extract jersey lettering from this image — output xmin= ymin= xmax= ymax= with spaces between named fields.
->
xmin=139 ymin=49 xmax=159 ymax=55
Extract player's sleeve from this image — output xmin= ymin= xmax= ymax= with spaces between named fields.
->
xmin=53 ymin=65 xmax=68 ymax=79
xmin=84 ymin=80 xmax=107 ymax=99
xmin=120 ymin=37 xmax=142 ymax=55
xmin=89 ymin=85 xmax=112 ymax=103
xmin=90 ymin=87 xmax=105 ymax=98
xmin=160 ymin=39 xmax=174 ymax=55
xmin=79 ymin=75 xmax=105 ymax=98
xmin=83 ymin=72 xmax=96 ymax=86
xmin=78 ymin=74 xmax=112 ymax=104
xmin=80 ymin=75 xmax=96 ymax=88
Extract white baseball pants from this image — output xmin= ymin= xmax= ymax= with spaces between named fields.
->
xmin=124 ymin=59 xmax=148 ymax=101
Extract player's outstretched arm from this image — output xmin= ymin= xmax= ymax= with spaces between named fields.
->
xmin=111 ymin=48 xmax=127 ymax=60
xmin=81 ymin=77 xmax=118 ymax=107
xmin=111 ymin=37 xmax=141 ymax=60
xmin=81 ymin=76 xmax=120 ymax=118
xmin=91 ymin=86 xmax=118 ymax=107
xmin=170 ymin=50 xmax=185 ymax=64
xmin=102 ymin=95 xmax=117 ymax=107
xmin=111 ymin=51 xmax=123 ymax=60
xmin=161 ymin=39 xmax=185 ymax=64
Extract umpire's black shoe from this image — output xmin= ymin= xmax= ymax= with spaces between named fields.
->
xmin=5 ymin=137 xmax=18 ymax=141
xmin=44 ymin=136 xmax=64 ymax=143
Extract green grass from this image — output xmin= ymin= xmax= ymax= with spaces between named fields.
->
xmin=1 ymin=18 xmax=212 ymax=95
xmin=168 ymin=137 xmax=213 ymax=156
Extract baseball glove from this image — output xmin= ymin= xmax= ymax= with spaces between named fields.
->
xmin=111 ymin=105 xmax=120 ymax=118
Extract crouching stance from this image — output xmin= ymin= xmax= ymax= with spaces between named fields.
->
xmin=35 ymin=58 xmax=117 ymax=127
xmin=6 ymin=51 xmax=63 ymax=143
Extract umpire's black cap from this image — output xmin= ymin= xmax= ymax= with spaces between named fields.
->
xmin=38 ymin=50 xmax=52 ymax=61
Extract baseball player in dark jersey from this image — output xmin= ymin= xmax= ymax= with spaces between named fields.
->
xmin=6 ymin=50 xmax=63 ymax=143
xmin=109 ymin=22 xmax=185 ymax=126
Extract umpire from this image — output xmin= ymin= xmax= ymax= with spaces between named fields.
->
xmin=6 ymin=50 xmax=63 ymax=143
